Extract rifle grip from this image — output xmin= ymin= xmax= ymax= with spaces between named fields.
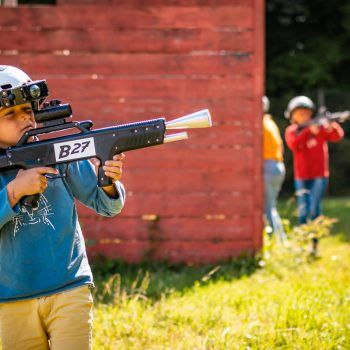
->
xmin=20 ymin=194 xmax=40 ymax=209
xmin=97 ymin=165 xmax=113 ymax=187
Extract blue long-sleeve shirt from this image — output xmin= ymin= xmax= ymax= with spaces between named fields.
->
xmin=0 ymin=160 xmax=125 ymax=302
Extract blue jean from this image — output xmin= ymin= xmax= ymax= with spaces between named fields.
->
xmin=264 ymin=160 xmax=286 ymax=240
xmin=294 ymin=177 xmax=328 ymax=224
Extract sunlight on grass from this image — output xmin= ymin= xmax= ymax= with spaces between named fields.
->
xmin=90 ymin=198 xmax=350 ymax=350
xmin=92 ymin=239 xmax=350 ymax=349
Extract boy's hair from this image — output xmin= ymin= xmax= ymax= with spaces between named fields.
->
xmin=0 ymin=65 xmax=48 ymax=110
xmin=284 ymin=96 xmax=315 ymax=120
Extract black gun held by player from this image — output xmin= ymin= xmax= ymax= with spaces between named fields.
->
xmin=297 ymin=107 xmax=350 ymax=132
xmin=0 ymin=99 xmax=212 ymax=207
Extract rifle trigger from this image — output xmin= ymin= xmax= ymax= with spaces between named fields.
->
xmin=44 ymin=163 xmax=69 ymax=180
xmin=44 ymin=173 xmax=66 ymax=180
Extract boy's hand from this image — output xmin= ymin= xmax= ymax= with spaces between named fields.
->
xmin=309 ymin=124 xmax=320 ymax=135
xmin=324 ymin=121 xmax=336 ymax=132
xmin=103 ymin=153 xmax=125 ymax=183
xmin=7 ymin=167 xmax=58 ymax=207
xmin=90 ymin=153 xmax=125 ymax=198
xmin=90 ymin=153 xmax=125 ymax=182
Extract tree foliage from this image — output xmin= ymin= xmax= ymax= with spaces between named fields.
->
xmin=266 ymin=0 xmax=350 ymax=96
xmin=266 ymin=0 xmax=350 ymax=195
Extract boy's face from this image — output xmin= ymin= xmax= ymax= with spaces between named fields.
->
xmin=0 ymin=103 xmax=35 ymax=148
xmin=291 ymin=108 xmax=313 ymax=124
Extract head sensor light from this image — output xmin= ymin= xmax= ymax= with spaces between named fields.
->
xmin=0 ymin=80 xmax=49 ymax=109
xmin=29 ymin=84 xmax=41 ymax=99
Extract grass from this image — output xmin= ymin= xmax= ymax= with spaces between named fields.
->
xmin=92 ymin=247 xmax=350 ymax=349
xmin=1 ymin=197 xmax=350 ymax=349
xmin=90 ymin=197 xmax=350 ymax=350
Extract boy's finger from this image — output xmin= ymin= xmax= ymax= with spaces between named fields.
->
xmin=104 ymin=171 xmax=121 ymax=180
xmin=105 ymin=160 xmax=123 ymax=167
xmin=90 ymin=157 xmax=101 ymax=166
xmin=40 ymin=176 xmax=48 ymax=184
xmin=36 ymin=167 xmax=59 ymax=175
xmin=113 ymin=153 xmax=125 ymax=161
xmin=40 ymin=181 xmax=48 ymax=190
xmin=103 ymin=166 xmax=122 ymax=174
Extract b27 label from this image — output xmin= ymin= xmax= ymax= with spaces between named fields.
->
xmin=54 ymin=137 xmax=96 ymax=162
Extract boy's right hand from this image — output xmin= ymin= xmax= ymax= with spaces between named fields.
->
xmin=6 ymin=167 xmax=58 ymax=207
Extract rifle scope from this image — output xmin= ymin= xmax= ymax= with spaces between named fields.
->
xmin=35 ymin=102 xmax=72 ymax=124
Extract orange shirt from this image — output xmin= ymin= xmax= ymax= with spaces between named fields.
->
xmin=263 ymin=114 xmax=284 ymax=162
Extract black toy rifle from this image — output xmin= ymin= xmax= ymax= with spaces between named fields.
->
xmin=297 ymin=107 xmax=350 ymax=132
xmin=0 ymin=100 xmax=212 ymax=207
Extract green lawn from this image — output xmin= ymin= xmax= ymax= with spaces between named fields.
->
xmin=1 ymin=198 xmax=349 ymax=349
xmin=91 ymin=197 xmax=350 ymax=350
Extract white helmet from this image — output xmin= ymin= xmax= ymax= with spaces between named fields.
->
xmin=0 ymin=65 xmax=48 ymax=110
xmin=0 ymin=65 xmax=32 ymax=90
xmin=284 ymin=95 xmax=315 ymax=119
xmin=262 ymin=95 xmax=270 ymax=113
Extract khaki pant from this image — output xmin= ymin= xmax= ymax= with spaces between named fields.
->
xmin=0 ymin=285 xmax=93 ymax=350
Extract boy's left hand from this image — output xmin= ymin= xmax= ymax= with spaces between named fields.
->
xmin=90 ymin=153 xmax=125 ymax=183
xmin=90 ymin=153 xmax=125 ymax=197
xmin=324 ymin=121 xmax=336 ymax=132
xmin=103 ymin=153 xmax=125 ymax=183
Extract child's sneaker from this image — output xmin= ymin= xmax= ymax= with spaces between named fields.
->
xmin=310 ymin=237 xmax=320 ymax=258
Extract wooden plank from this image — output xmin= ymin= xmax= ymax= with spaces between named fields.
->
xmin=62 ymin=149 xmax=255 ymax=198
xmin=0 ymin=6 xmax=253 ymax=30
xmin=0 ymin=52 xmax=253 ymax=76
xmin=54 ymin=99 xmax=255 ymax=124
xmin=0 ymin=28 xmax=253 ymax=53
xmin=74 ymin=168 xmax=255 ymax=203
xmin=121 ymin=170 xmax=254 ymax=194
xmin=57 ymin=0 xmax=253 ymax=7
xmin=86 ymin=240 xmax=254 ymax=264
xmin=43 ymin=77 xmax=254 ymax=101
xmin=51 ymin=97 xmax=260 ymax=126
xmin=108 ymin=147 xmax=255 ymax=170
xmin=150 ymin=240 xmax=254 ymax=263
xmin=81 ymin=217 xmax=254 ymax=241
xmin=77 ymin=192 xmax=255 ymax=218
xmin=87 ymin=241 xmax=151 ymax=263
xmin=74 ymin=105 xmax=256 ymax=127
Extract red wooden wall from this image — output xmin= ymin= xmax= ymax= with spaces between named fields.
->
xmin=0 ymin=0 xmax=265 ymax=264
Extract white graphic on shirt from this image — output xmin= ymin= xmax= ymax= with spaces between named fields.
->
xmin=12 ymin=194 xmax=55 ymax=236
xmin=306 ymin=138 xmax=318 ymax=149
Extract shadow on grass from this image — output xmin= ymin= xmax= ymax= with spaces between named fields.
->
xmin=91 ymin=255 xmax=260 ymax=304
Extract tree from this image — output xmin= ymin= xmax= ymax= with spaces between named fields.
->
xmin=266 ymin=0 xmax=350 ymax=195
xmin=266 ymin=0 xmax=350 ymax=96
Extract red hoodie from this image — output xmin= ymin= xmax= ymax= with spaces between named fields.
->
xmin=285 ymin=123 xmax=344 ymax=180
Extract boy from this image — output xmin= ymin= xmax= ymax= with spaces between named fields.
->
xmin=0 ymin=65 xmax=126 ymax=349
xmin=284 ymin=95 xmax=343 ymax=254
